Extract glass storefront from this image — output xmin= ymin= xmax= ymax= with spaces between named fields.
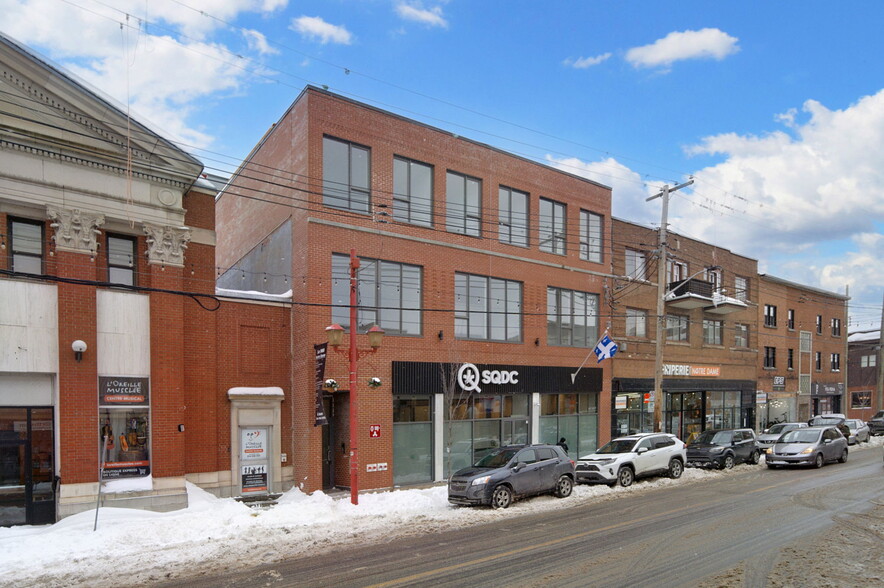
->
xmin=0 ymin=407 xmax=55 ymax=526
xmin=538 ymin=393 xmax=597 ymax=459
xmin=99 ymin=409 xmax=150 ymax=479
xmin=667 ymin=392 xmax=703 ymax=443
xmin=613 ymin=393 xmax=653 ymax=436
xmin=392 ymin=396 xmax=433 ymax=485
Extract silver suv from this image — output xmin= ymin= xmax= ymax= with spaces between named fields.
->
xmin=575 ymin=433 xmax=686 ymax=487
xmin=448 ymin=445 xmax=575 ymax=509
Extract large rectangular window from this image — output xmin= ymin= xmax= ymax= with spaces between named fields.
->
xmin=787 ymin=309 xmax=795 ymax=330
xmin=734 ymin=276 xmax=749 ymax=301
xmin=323 ymin=136 xmax=370 ymax=213
xmin=579 ymin=210 xmax=602 ymax=263
xmin=547 ymin=287 xmax=599 ymax=347
xmin=625 ymin=249 xmax=646 ymax=280
xmin=107 ymin=234 xmax=136 ymax=286
xmin=764 ymin=347 xmax=776 ymax=369
xmin=393 ymin=156 xmax=433 ymax=227
xmin=764 ymin=304 xmax=777 ymax=327
xmin=454 ymin=273 xmax=521 ymax=342
xmin=734 ymin=323 xmax=749 ymax=348
xmin=539 ymin=198 xmax=566 ymax=254
xmin=830 ymin=353 xmax=841 ymax=371
xmin=666 ymin=314 xmax=689 ymax=342
xmin=626 ymin=308 xmax=647 ymax=338
xmin=831 ymin=318 xmax=841 ymax=337
xmin=446 ymin=171 xmax=482 ymax=236
xmin=703 ymin=319 xmax=723 ymax=345
xmin=498 ymin=186 xmax=528 ymax=247
xmin=332 ymin=254 xmax=422 ymax=336
xmin=9 ymin=217 xmax=43 ymax=274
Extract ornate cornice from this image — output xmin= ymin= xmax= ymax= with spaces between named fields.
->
xmin=143 ymin=223 xmax=191 ymax=267
xmin=47 ymin=205 xmax=105 ymax=255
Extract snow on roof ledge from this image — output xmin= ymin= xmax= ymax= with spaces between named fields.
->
xmin=228 ymin=387 xmax=284 ymax=398
xmin=216 ymin=287 xmax=293 ymax=302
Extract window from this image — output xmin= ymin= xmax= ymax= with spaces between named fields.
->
xmin=669 ymin=260 xmax=688 ymax=283
xmin=446 ymin=171 xmax=482 ymax=236
xmin=332 ymin=254 xmax=422 ymax=336
xmin=787 ymin=309 xmax=795 ymax=330
xmin=393 ymin=156 xmax=433 ymax=227
xmin=9 ymin=217 xmax=43 ymax=274
xmin=323 ymin=136 xmax=370 ymax=213
xmin=788 ymin=348 xmax=794 ymax=370
xmin=626 ymin=308 xmax=647 ymax=338
xmin=816 ymin=315 xmax=822 ymax=335
xmin=764 ymin=304 xmax=777 ymax=328
xmin=539 ymin=198 xmax=566 ymax=254
xmin=815 ymin=351 xmax=822 ymax=371
xmin=455 ymin=273 xmax=521 ymax=342
xmin=625 ymin=249 xmax=646 ymax=280
xmin=734 ymin=323 xmax=748 ymax=348
xmin=498 ymin=186 xmax=528 ymax=247
xmin=764 ymin=346 xmax=776 ymax=369
xmin=705 ymin=267 xmax=722 ymax=291
xmin=703 ymin=319 xmax=723 ymax=345
xmin=579 ymin=210 xmax=603 ymax=262
xmin=666 ymin=314 xmax=689 ymax=342
xmin=860 ymin=354 xmax=877 ymax=368
xmin=734 ymin=276 xmax=748 ymax=301
xmin=830 ymin=353 xmax=840 ymax=371
xmin=547 ymin=287 xmax=599 ymax=347
xmin=851 ymin=391 xmax=872 ymax=409
xmin=831 ymin=318 xmax=841 ymax=337
xmin=107 ymin=234 xmax=136 ymax=286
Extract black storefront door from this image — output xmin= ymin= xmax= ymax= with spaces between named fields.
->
xmin=0 ymin=407 xmax=55 ymax=526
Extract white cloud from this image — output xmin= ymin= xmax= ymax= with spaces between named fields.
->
xmin=395 ymin=3 xmax=448 ymax=29
xmin=243 ymin=29 xmax=278 ymax=55
xmin=626 ymin=28 xmax=739 ymax=69
xmin=563 ymin=53 xmax=612 ymax=69
xmin=290 ymin=15 xmax=353 ymax=45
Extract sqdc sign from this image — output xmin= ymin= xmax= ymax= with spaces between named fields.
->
xmin=457 ymin=363 xmax=519 ymax=393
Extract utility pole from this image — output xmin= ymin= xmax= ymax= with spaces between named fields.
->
xmin=878 ymin=291 xmax=884 ymax=413
xmin=646 ymin=179 xmax=693 ymax=432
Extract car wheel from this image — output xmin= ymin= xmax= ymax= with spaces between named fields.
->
xmin=668 ymin=459 xmax=683 ymax=479
xmin=722 ymin=455 xmax=735 ymax=470
xmin=749 ymin=450 xmax=760 ymax=465
xmin=617 ymin=466 xmax=634 ymax=487
xmin=813 ymin=453 xmax=825 ymax=468
xmin=554 ymin=475 xmax=573 ymax=498
xmin=838 ymin=449 xmax=848 ymax=464
xmin=491 ymin=485 xmax=513 ymax=509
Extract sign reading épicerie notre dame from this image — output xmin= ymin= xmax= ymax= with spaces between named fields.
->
xmin=99 ymin=376 xmax=150 ymax=406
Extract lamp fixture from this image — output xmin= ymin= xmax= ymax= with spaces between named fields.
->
xmin=72 ymin=340 xmax=87 ymax=362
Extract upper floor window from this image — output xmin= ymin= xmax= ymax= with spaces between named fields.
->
xmin=455 ymin=273 xmax=521 ymax=342
xmin=815 ymin=351 xmax=822 ymax=371
xmin=332 ymin=254 xmax=422 ymax=336
xmin=9 ymin=217 xmax=43 ymax=274
xmin=831 ymin=318 xmax=841 ymax=337
xmin=787 ymin=348 xmax=795 ymax=370
xmin=860 ymin=354 xmax=877 ymax=368
xmin=107 ymin=234 xmax=137 ymax=286
xmin=626 ymin=308 xmax=647 ymax=338
xmin=547 ymin=287 xmax=599 ymax=347
xmin=446 ymin=171 xmax=481 ymax=237
xmin=705 ymin=267 xmax=722 ymax=291
xmin=669 ymin=260 xmax=688 ymax=283
xmin=666 ymin=314 xmax=689 ymax=342
xmin=830 ymin=353 xmax=841 ymax=371
xmin=625 ymin=249 xmax=646 ymax=280
xmin=579 ymin=210 xmax=602 ymax=263
xmin=538 ymin=198 xmax=566 ymax=255
xmin=815 ymin=315 xmax=822 ymax=334
xmin=734 ymin=276 xmax=748 ymax=301
xmin=764 ymin=346 xmax=776 ymax=369
xmin=393 ymin=156 xmax=433 ymax=227
xmin=703 ymin=319 xmax=723 ymax=345
xmin=734 ymin=323 xmax=749 ymax=348
xmin=323 ymin=136 xmax=370 ymax=213
xmin=787 ymin=309 xmax=795 ymax=330
xmin=498 ymin=186 xmax=528 ymax=247
xmin=764 ymin=304 xmax=777 ymax=328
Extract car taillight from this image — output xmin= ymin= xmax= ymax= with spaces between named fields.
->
xmin=570 ymin=460 xmax=575 ymax=466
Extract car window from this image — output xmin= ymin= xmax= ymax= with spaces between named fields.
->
xmin=636 ymin=438 xmax=654 ymax=451
xmin=653 ymin=436 xmax=674 ymax=449
xmin=781 ymin=430 xmax=820 ymax=443
xmin=597 ymin=439 xmax=640 ymax=454
xmin=516 ymin=449 xmax=537 ymax=464
xmin=536 ymin=447 xmax=555 ymax=461
xmin=474 ymin=448 xmax=519 ymax=468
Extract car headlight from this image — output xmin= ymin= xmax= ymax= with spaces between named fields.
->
xmin=800 ymin=447 xmax=814 ymax=454
xmin=765 ymin=448 xmax=773 ymax=454
xmin=710 ymin=446 xmax=725 ymax=453
xmin=595 ymin=458 xmax=616 ymax=466
xmin=471 ymin=475 xmax=491 ymax=486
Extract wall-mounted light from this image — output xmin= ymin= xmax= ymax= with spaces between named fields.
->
xmin=71 ymin=340 xmax=87 ymax=362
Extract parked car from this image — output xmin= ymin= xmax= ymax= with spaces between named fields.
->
xmin=575 ymin=433 xmax=685 ymax=487
xmin=868 ymin=410 xmax=884 ymax=436
xmin=447 ymin=444 xmax=575 ymax=509
xmin=807 ymin=415 xmax=850 ymax=440
xmin=686 ymin=428 xmax=760 ymax=469
xmin=844 ymin=419 xmax=870 ymax=444
xmin=765 ymin=426 xmax=848 ymax=468
xmin=756 ymin=422 xmax=808 ymax=451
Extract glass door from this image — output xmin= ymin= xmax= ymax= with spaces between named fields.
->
xmin=0 ymin=407 xmax=55 ymax=526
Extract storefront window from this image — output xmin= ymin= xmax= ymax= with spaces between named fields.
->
xmin=667 ymin=392 xmax=702 ymax=443
xmin=614 ymin=392 xmax=653 ymax=436
xmin=393 ymin=397 xmax=432 ymax=486
xmin=539 ymin=392 xmax=598 ymax=458
xmin=98 ymin=377 xmax=150 ymax=479
xmin=705 ymin=391 xmax=741 ymax=431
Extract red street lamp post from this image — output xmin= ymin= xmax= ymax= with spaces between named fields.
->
xmin=325 ymin=249 xmax=383 ymax=505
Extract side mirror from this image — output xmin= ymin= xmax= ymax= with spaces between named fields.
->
xmin=636 ymin=447 xmax=648 ymax=454
xmin=513 ymin=462 xmax=527 ymax=471
xmin=823 ymin=439 xmax=831 ymax=444
xmin=763 ymin=428 xmax=769 ymax=434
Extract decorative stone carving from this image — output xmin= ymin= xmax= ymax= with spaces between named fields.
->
xmin=142 ymin=223 xmax=191 ymax=267
xmin=47 ymin=206 xmax=105 ymax=254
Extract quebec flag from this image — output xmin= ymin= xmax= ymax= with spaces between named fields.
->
xmin=594 ymin=334 xmax=619 ymax=363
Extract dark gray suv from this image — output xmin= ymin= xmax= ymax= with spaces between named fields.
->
xmin=686 ymin=428 xmax=760 ymax=469
xmin=448 ymin=445 xmax=575 ymax=509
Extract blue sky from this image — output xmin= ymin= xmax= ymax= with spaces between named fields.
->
xmin=2 ymin=0 xmax=882 ymax=329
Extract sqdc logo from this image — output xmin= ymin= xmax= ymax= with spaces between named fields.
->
xmin=457 ymin=363 xmax=519 ymax=393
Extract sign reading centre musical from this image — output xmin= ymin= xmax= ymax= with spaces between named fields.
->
xmin=662 ymin=364 xmax=721 ymax=377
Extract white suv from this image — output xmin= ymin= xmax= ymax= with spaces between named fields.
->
xmin=575 ymin=433 xmax=686 ymax=487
